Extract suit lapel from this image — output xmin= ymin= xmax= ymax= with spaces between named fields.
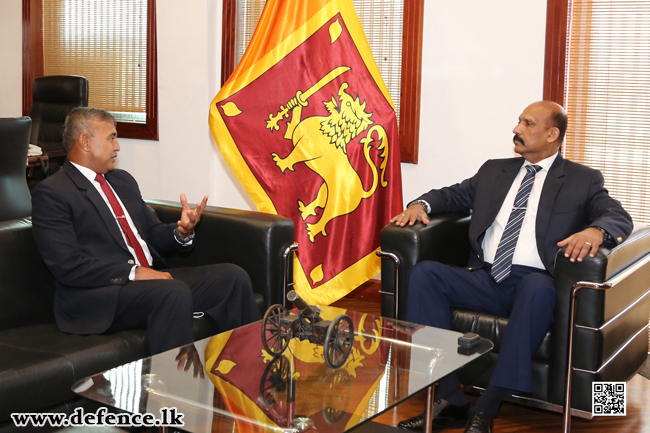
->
xmin=62 ymin=160 xmax=130 ymax=252
xmin=480 ymin=159 xmax=523 ymax=233
xmin=536 ymin=154 xmax=566 ymax=255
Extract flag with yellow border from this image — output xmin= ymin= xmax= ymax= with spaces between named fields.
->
xmin=209 ymin=0 xmax=402 ymax=305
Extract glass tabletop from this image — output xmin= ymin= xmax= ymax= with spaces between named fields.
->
xmin=73 ymin=306 xmax=492 ymax=432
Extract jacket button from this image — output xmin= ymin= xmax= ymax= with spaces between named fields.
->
xmin=468 ymin=267 xmax=473 ymax=271
xmin=617 ymin=237 xmax=623 ymax=243
xmin=128 ymin=259 xmax=135 ymax=265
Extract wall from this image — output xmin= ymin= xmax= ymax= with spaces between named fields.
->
xmin=0 ymin=0 xmax=23 ymax=118
xmin=403 ymin=1 xmax=548 ymax=198
xmin=0 ymin=0 xmax=547 ymax=209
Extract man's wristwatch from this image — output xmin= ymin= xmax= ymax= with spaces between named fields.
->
xmin=407 ymin=199 xmax=431 ymax=214
xmin=594 ymin=226 xmax=611 ymax=242
xmin=174 ymin=226 xmax=195 ymax=244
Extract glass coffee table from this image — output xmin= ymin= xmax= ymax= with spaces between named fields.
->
xmin=73 ymin=307 xmax=491 ymax=432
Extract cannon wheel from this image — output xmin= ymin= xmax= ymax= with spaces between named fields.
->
xmin=259 ymin=355 xmax=290 ymax=406
xmin=323 ymin=314 xmax=354 ymax=369
xmin=262 ymin=304 xmax=290 ymax=356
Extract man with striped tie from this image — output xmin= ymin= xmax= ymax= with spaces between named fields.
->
xmin=391 ymin=101 xmax=632 ymax=433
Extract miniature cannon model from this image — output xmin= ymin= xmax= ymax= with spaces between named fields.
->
xmin=261 ymin=290 xmax=354 ymax=369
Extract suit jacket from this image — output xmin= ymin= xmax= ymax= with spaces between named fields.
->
xmin=418 ymin=155 xmax=633 ymax=275
xmin=31 ymin=159 xmax=190 ymax=334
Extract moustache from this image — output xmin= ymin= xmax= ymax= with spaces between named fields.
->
xmin=513 ymin=135 xmax=525 ymax=146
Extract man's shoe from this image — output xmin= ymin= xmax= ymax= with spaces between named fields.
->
xmin=397 ymin=414 xmax=426 ymax=430
xmin=397 ymin=399 xmax=470 ymax=429
xmin=464 ymin=411 xmax=493 ymax=433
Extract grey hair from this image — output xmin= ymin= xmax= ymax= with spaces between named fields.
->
xmin=62 ymin=107 xmax=116 ymax=152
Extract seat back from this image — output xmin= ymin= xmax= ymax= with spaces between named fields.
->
xmin=28 ymin=75 xmax=89 ymax=156
xmin=0 ymin=117 xmax=32 ymax=221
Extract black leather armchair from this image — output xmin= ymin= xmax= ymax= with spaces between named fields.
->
xmin=0 ymin=202 xmax=295 ymax=426
xmin=0 ymin=117 xmax=32 ymax=221
xmin=28 ymin=75 xmax=89 ymax=178
xmin=378 ymin=213 xmax=650 ymax=420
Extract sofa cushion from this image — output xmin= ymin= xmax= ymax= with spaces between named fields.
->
xmin=0 ymin=345 xmax=73 ymax=422
xmin=0 ymin=325 xmax=140 ymax=384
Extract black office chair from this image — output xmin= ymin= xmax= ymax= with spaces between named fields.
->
xmin=0 ymin=117 xmax=32 ymax=221
xmin=28 ymin=75 xmax=89 ymax=179
xmin=378 ymin=213 xmax=650 ymax=428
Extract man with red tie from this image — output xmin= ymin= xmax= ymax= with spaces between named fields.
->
xmin=32 ymin=107 xmax=260 ymax=355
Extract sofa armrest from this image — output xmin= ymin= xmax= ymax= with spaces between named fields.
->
xmin=379 ymin=212 xmax=471 ymax=319
xmin=146 ymin=200 xmax=295 ymax=308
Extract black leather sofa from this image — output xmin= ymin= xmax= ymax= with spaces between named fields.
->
xmin=0 ymin=200 xmax=294 ymax=429
xmin=379 ymin=212 xmax=650 ymax=418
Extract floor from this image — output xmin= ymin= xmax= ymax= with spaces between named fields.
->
xmin=331 ymin=283 xmax=650 ymax=433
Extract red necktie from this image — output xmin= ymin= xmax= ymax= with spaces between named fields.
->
xmin=95 ymin=174 xmax=151 ymax=268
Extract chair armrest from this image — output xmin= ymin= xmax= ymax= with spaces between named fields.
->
xmin=554 ymin=223 xmax=650 ymax=327
xmin=548 ymin=223 xmax=650 ymax=405
xmin=379 ymin=212 xmax=471 ymax=319
xmin=146 ymin=200 xmax=295 ymax=308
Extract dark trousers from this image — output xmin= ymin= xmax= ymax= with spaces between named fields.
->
xmin=406 ymin=261 xmax=555 ymax=393
xmin=106 ymin=263 xmax=261 ymax=354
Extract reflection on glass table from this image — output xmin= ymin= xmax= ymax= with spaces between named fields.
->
xmin=73 ymin=306 xmax=492 ymax=432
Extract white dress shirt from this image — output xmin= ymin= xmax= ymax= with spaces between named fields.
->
xmin=481 ymin=153 xmax=558 ymax=269
xmin=70 ymin=162 xmax=153 ymax=279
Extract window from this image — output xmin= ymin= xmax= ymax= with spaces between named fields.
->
xmin=22 ymin=0 xmax=158 ymax=140
xmin=221 ymin=0 xmax=424 ymax=163
xmin=545 ymin=0 xmax=650 ymax=224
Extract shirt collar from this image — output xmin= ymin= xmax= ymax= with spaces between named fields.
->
xmin=523 ymin=152 xmax=558 ymax=173
xmin=70 ymin=161 xmax=101 ymax=184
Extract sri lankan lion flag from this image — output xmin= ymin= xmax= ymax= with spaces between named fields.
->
xmin=209 ymin=0 xmax=403 ymax=305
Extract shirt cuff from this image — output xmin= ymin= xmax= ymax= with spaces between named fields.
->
xmin=128 ymin=265 xmax=137 ymax=281
xmin=175 ymin=238 xmax=193 ymax=246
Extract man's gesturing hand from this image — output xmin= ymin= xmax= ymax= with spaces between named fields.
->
xmin=557 ymin=227 xmax=605 ymax=263
xmin=390 ymin=204 xmax=430 ymax=227
xmin=177 ymin=194 xmax=208 ymax=237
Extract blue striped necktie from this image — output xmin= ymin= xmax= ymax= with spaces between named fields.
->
xmin=490 ymin=164 xmax=542 ymax=283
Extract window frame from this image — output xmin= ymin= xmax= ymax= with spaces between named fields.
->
xmin=543 ymin=0 xmax=569 ymax=105
xmin=220 ymin=0 xmax=424 ymax=163
xmin=22 ymin=0 xmax=159 ymax=141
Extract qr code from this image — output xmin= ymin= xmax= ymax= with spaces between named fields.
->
xmin=592 ymin=382 xmax=626 ymax=416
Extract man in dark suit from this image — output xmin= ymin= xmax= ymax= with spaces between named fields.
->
xmin=391 ymin=101 xmax=633 ymax=433
xmin=32 ymin=107 xmax=261 ymax=356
